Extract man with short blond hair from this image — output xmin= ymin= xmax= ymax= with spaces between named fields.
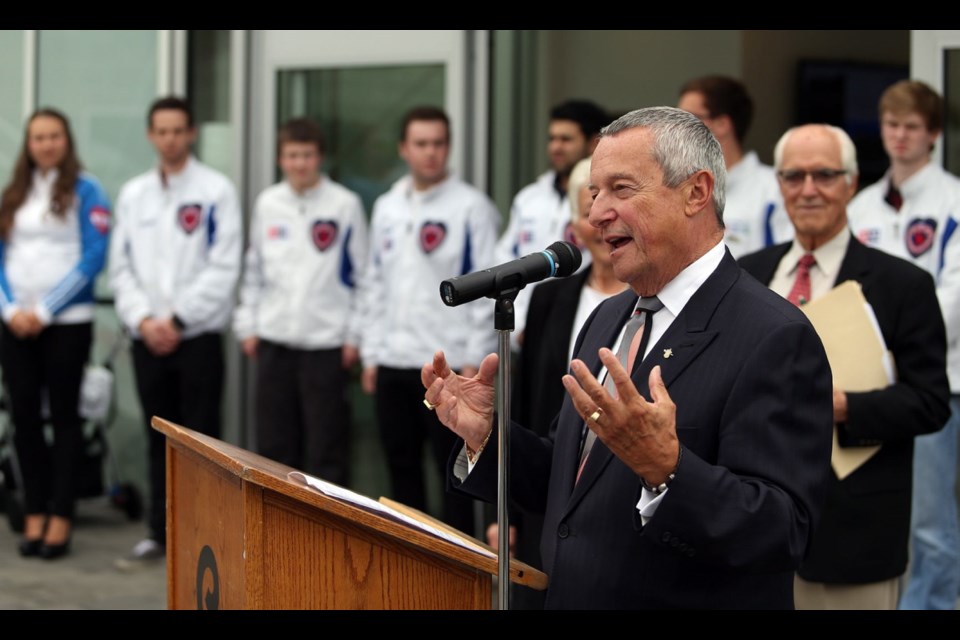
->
xmin=847 ymin=79 xmax=960 ymax=610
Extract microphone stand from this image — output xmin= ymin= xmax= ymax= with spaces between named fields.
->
xmin=493 ymin=292 xmax=517 ymax=610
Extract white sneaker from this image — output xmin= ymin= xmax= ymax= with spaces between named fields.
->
xmin=115 ymin=538 xmax=165 ymax=571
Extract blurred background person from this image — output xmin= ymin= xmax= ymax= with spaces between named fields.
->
xmin=490 ymin=155 xmax=628 ymax=608
xmin=495 ymin=99 xmax=609 ymax=349
xmin=0 ymin=107 xmax=111 ymax=559
xmin=110 ymin=96 xmax=242 ymax=569
xmin=678 ymin=75 xmax=791 ymax=258
xmin=233 ymin=116 xmax=367 ymax=486
xmin=847 ymin=79 xmax=960 ymax=610
xmin=359 ymin=106 xmax=500 ymax=534
xmin=739 ymin=123 xmax=950 ymax=609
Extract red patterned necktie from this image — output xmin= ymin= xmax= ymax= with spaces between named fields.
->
xmin=787 ymin=254 xmax=816 ymax=307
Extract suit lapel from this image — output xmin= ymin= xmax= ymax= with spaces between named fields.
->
xmin=833 ymin=234 xmax=871 ymax=291
xmin=566 ymin=251 xmax=740 ymax=505
xmin=559 ymin=291 xmax=636 ymax=501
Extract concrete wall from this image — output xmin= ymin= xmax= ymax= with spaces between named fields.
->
xmin=743 ymin=30 xmax=910 ymax=164
xmin=533 ymin=29 xmax=909 ymax=168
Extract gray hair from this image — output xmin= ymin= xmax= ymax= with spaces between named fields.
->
xmin=773 ymin=124 xmax=859 ymax=185
xmin=601 ymin=106 xmax=726 ymax=224
xmin=568 ymin=157 xmax=592 ymax=223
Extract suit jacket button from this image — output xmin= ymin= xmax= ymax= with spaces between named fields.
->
xmin=661 ymin=531 xmax=672 ymax=543
xmin=686 ymin=548 xmax=696 ymax=558
xmin=558 ymin=523 xmax=569 ymax=538
xmin=669 ymin=538 xmax=680 ymax=548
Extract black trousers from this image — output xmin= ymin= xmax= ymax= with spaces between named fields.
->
xmin=375 ymin=366 xmax=476 ymax=535
xmin=132 ymin=333 xmax=223 ymax=545
xmin=254 ymin=341 xmax=350 ymax=486
xmin=0 ymin=322 xmax=92 ymax=519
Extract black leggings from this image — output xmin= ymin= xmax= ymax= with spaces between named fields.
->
xmin=0 ymin=322 xmax=92 ymax=519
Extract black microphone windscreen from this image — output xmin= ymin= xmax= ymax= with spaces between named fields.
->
xmin=548 ymin=241 xmax=583 ymax=277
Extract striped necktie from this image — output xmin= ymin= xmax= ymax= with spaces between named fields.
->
xmin=577 ymin=296 xmax=664 ymax=484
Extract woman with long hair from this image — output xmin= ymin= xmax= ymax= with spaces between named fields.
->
xmin=0 ymin=107 xmax=111 ymax=559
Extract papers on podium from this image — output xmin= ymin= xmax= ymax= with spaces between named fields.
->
xmin=800 ymin=279 xmax=894 ymax=480
xmin=287 ymin=471 xmax=495 ymax=558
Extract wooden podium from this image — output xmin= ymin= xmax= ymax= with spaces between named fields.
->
xmin=152 ymin=417 xmax=547 ymax=609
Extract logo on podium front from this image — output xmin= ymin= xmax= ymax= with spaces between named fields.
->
xmin=196 ymin=544 xmax=220 ymax=610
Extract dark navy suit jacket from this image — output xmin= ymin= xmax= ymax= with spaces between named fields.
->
xmin=739 ymin=235 xmax=949 ymax=583
xmin=453 ymin=249 xmax=835 ymax=609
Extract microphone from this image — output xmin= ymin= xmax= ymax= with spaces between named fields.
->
xmin=439 ymin=241 xmax=582 ymax=307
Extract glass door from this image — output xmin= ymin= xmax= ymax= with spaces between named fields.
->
xmin=911 ymin=30 xmax=960 ymax=174
xmin=245 ymin=30 xmax=489 ymax=501
xmin=249 ymin=30 xmax=489 ymax=212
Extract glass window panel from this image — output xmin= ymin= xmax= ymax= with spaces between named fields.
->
xmin=277 ymin=64 xmax=444 ymax=215
xmin=37 ymin=30 xmax=158 ymax=299
xmin=37 ymin=30 xmax=158 ymax=204
xmin=944 ymin=49 xmax=960 ymax=177
xmin=0 ymin=30 xmax=25 ymax=184
xmin=188 ymin=30 xmax=234 ymax=179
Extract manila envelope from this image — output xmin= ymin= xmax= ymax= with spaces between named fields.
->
xmin=800 ymin=280 xmax=892 ymax=479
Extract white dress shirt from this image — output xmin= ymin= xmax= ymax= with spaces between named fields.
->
xmin=460 ymin=240 xmax=728 ymax=526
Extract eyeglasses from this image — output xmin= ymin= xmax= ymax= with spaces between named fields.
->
xmin=777 ymin=168 xmax=848 ymax=189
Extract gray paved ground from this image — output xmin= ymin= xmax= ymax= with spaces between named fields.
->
xmin=0 ymin=495 xmax=166 ymax=610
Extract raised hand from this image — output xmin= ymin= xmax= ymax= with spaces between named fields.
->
xmin=421 ymin=350 xmax=498 ymax=450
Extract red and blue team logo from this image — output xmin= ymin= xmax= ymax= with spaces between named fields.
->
xmin=89 ymin=205 xmax=110 ymax=235
xmin=266 ymin=224 xmax=287 ymax=240
xmin=312 ymin=220 xmax=338 ymax=251
xmin=856 ymin=228 xmax=880 ymax=246
xmin=905 ymin=218 xmax=937 ymax=258
xmin=178 ymin=203 xmax=203 ymax=234
xmin=420 ymin=221 xmax=446 ymax=253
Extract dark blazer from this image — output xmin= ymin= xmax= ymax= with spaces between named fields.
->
xmin=739 ymin=234 xmax=950 ymax=584
xmin=508 ymin=267 xmax=593 ymax=608
xmin=513 ymin=267 xmax=592 ymax=436
xmin=454 ymin=250 xmax=835 ymax=609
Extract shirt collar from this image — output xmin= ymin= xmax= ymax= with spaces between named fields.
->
xmin=158 ymin=155 xmax=195 ymax=188
xmin=32 ymin=167 xmax=59 ymax=191
xmin=402 ymin=172 xmax=453 ymax=202
xmin=899 ymin=161 xmax=937 ymax=199
xmin=727 ymin=150 xmax=759 ymax=181
xmin=286 ymin=174 xmax=326 ymax=198
xmin=644 ymin=239 xmax=726 ymax=319
xmin=783 ymin=228 xmax=850 ymax=281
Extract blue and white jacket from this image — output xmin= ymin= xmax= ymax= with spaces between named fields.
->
xmin=0 ymin=169 xmax=111 ymax=325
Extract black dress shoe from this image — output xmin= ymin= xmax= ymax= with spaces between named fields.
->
xmin=39 ymin=539 xmax=70 ymax=560
xmin=18 ymin=538 xmax=43 ymax=557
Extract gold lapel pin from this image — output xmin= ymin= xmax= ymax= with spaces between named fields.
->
xmin=663 ymin=348 xmax=673 ymax=359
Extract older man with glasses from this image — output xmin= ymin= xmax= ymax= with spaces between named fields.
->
xmin=739 ymin=123 xmax=950 ymax=609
